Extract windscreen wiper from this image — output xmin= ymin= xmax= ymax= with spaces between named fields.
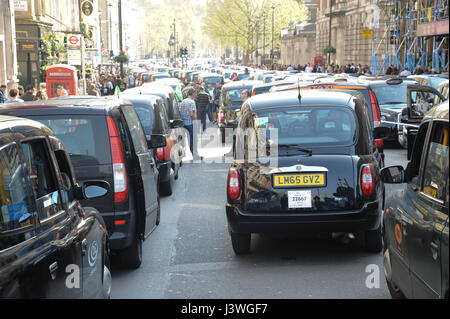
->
xmin=278 ymin=144 xmax=313 ymax=155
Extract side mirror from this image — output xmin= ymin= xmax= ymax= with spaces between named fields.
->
xmin=149 ymin=134 xmax=167 ymax=149
xmin=374 ymin=126 xmax=391 ymax=140
xmin=75 ymin=181 xmax=110 ymax=200
xmin=170 ymin=119 xmax=184 ymax=129
xmin=83 ymin=181 xmax=110 ymax=199
xmin=381 ymin=166 xmax=405 ymax=184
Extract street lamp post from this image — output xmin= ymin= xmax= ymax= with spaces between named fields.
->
xmin=271 ymin=5 xmax=275 ymax=66
xmin=328 ymin=0 xmax=333 ymax=66
xmin=118 ymin=0 xmax=124 ymax=76
xmin=255 ymin=15 xmax=259 ymax=66
xmin=263 ymin=10 xmax=267 ymax=66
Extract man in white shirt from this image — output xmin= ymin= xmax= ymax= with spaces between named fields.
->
xmin=305 ymin=64 xmax=313 ymax=73
xmin=5 ymin=88 xmax=24 ymax=103
xmin=400 ymin=68 xmax=412 ymax=76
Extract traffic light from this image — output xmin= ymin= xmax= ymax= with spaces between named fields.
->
xmin=181 ymin=48 xmax=189 ymax=59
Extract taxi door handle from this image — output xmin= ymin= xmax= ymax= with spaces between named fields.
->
xmin=49 ymin=262 xmax=58 ymax=280
xmin=431 ymin=242 xmax=439 ymax=260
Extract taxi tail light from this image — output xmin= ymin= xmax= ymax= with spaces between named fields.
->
xmin=370 ymin=89 xmax=383 ymax=148
xmin=228 ymin=168 xmax=241 ymax=200
xmin=156 ymin=138 xmax=172 ymax=161
xmin=107 ymin=116 xmax=128 ymax=204
xmin=369 ymin=89 xmax=382 ymax=128
xmin=219 ymin=110 xmax=225 ymax=122
xmin=375 ymin=139 xmax=384 ymax=148
xmin=361 ymin=165 xmax=375 ymax=197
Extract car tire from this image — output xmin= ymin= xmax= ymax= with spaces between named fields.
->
xmin=118 ymin=234 xmax=143 ymax=269
xmin=156 ymin=196 xmax=161 ymax=226
xmin=365 ymin=225 xmax=383 ymax=253
xmin=230 ymin=232 xmax=251 ymax=255
xmin=160 ymin=177 xmax=173 ymax=196
xmin=102 ymin=253 xmax=112 ymax=299
xmin=220 ymin=127 xmax=226 ymax=145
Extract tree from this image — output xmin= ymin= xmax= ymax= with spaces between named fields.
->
xmin=138 ymin=0 xmax=209 ymax=59
xmin=203 ymin=0 xmax=308 ymax=65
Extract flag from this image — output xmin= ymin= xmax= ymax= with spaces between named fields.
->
xmin=176 ymin=82 xmax=183 ymax=102
xmin=115 ymin=86 xmax=121 ymax=96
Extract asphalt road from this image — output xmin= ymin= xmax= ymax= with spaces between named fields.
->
xmin=110 ymin=134 xmax=409 ymax=299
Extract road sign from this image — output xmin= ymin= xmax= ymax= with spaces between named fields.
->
xmin=67 ymin=34 xmax=81 ymax=48
xmin=362 ymin=29 xmax=374 ymax=38
xmin=68 ymin=49 xmax=82 ymax=65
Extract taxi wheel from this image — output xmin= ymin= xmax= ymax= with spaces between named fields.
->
xmin=156 ymin=196 xmax=161 ymax=226
xmin=230 ymin=232 xmax=251 ymax=255
xmin=160 ymin=177 xmax=173 ymax=197
xmin=220 ymin=128 xmax=226 ymax=145
xmin=365 ymin=225 xmax=383 ymax=253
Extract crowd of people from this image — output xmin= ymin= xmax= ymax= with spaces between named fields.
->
xmin=0 ymin=83 xmax=49 ymax=104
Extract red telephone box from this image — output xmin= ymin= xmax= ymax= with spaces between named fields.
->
xmin=46 ymin=64 xmax=78 ymax=98
xmin=313 ymin=56 xmax=324 ymax=68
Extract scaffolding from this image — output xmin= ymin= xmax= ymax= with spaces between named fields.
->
xmin=371 ymin=0 xmax=449 ymax=75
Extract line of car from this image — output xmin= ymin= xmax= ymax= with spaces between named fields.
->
xmin=0 ymin=78 xmax=188 ymax=298
xmin=209 ymin=64 xmax=448 ymax=299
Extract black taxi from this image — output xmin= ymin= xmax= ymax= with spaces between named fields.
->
xmin=381 ymin=101 xmax=448 ymax=299
xmin=0 ymin=115 xmax=111 ymax=298
xmin=226 ymin=90 xmax=390 ymax=255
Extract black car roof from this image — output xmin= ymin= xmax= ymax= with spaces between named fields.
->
xmin=0 ymin=96 xmax=127 ymax=116
xmin=0 ymin=114 xmax=55 ymax=134
xmin=247 ymin=90 xmax=360 ymax=110
xmin=223 ymin=80 xmax=264 ymax=90
xmin=123 ymin=85 xmax=174 ymax=95
xmin=122 ymin=94 xmax=162 ymax=106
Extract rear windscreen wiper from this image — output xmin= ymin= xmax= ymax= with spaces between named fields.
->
xmin=278 ymin=144 xmax=313 ymax=155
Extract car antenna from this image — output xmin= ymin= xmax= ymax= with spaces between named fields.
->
xmin=297 ymin=77 xmax=302 ymax=105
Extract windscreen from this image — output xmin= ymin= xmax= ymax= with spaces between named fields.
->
xmin=203 ymin=77 xmax=223 ymax=85
xmin=134 ymin=105 xmax=155 ymax=138
xmin=371 ymin=84 xmax=409 ymax=108
xmin=254 ymin=106 xmax=357 ymax=147
xmin=31 ymin=115 xmax=111 ymax=167
xmin=224 ymin=88 xmax=249 ymax=104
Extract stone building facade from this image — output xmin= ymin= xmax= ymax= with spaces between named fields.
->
xmin=281 ymin=0 xmax=389 ymax=68
xmin=14 ymin=0 xmax=81 ymax=87
xmin=0 ymin=0 xmax=19 ymax=90
xmin=315 ymin=0 xmax=388 ymax=67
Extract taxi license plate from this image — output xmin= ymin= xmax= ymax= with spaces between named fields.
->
xmin=273 ymin=173 xmax=326 ymax=188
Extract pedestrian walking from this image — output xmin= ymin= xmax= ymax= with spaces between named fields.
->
xmin=181 ymin=88 xmax=200 ymax=159
xmin=195 ymin=86 xmax=210 ymax=132
xmin=5 ymin=88 xmax=24 ymax=104
xmin=18 ymin=86 xmax=24 ymax=97
xmin=21 ymin=84 xmax=36 ymax=102
xmin=212 ymin=81 xmax=222 ymax=123
xmin=206 ymin=83 xmax=215 ymax=123
xmin=400 ymin=67 xmax=412 ymax=76
xmin=0 ymin=85 xmax=6 ymax=104
xmin=241 ymin=90 xmax=249 ymax=102
xmin=33 ymin=90 xmax=48 ymax=101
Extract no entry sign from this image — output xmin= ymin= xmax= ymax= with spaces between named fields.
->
xmin=67 ymin=34 xmax=81 ymax=48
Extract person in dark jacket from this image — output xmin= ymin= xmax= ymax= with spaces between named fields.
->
xmin=196 ymin=86 xmax=211 ymax=132
xmin=21 ymin=84 xmax=35 ymax=101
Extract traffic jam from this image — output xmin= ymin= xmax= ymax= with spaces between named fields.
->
xmin=0 ymin=61 xmax=449 ymax=300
